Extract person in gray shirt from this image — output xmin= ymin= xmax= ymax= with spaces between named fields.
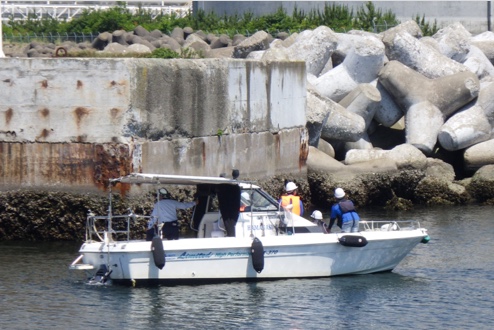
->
xmin=146 ymin=188 xmax=198 ymax=241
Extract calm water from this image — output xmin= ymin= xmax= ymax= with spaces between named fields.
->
xmin=1 ymin=205 xmax=493 ymax=329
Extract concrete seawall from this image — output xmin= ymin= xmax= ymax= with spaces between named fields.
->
xmin=0 ymin=58 xmax=308 ymax=193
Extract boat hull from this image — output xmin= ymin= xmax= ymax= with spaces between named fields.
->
xmin=77 ymin=230 xmax=427 ymax=285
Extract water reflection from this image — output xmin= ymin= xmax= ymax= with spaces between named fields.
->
xmin=1 ymin=205 xmax=494 ymax=329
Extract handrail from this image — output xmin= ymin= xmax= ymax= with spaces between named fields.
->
xmin=359 ymin=220 xmax=422 ymax=232
xmin=86 ymin=212 xmax=151 ymax=242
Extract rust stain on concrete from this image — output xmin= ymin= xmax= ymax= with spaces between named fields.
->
xmin=74 ymin=107 xmax=90 ymax=126
xmin=77 ymin=80 xmax=83 ymax=89
xmin=37 ymin=129 xmax=50 ymax=140
xmin=110 ymin=80 xmax=117 ymax=87
xmin=110 ymin=108 xmax=120 ymax=119
xmin=0 ymin=142 xmax=132 ymax=193
xmin=39 ymin=108 xmax=50 ymax=117
xmin=274 ymin=133 xmax=281 ymax=160
xmin=299 ymin=129 xmax=309 ymax=169
xmin=41 ymin=80 xmax=48 ymax=88
xmin=93 ymin=144 xmax=132 ymax=194
xmin=5 ymin=108 xmax=13 ymax=125
xmin=202 ymin=141 xmax=206 ymax=165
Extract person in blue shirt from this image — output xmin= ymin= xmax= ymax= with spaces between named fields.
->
xmin=327 ymin=188 xmax=360 ymax=233
xmin=146 ymin=188 xmax=198 ymax=241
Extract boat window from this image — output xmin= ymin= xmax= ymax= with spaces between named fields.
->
xmin=240 ymin=189 xmax=278 ymax=212
xmin=207 ymin=194 xmax=219 ymax=213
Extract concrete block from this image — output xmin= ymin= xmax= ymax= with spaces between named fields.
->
xmin=312 ymin=34 xmax=385 ymax=102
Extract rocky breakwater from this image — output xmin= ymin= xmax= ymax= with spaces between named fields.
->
xmin=202 ymin=21 xmax=494 ymax=208
xmin=3 ymin=22 xmax=494 ymax=210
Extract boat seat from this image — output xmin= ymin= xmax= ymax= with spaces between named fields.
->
xmin=197 ymin=213 xmax=226 ymax=238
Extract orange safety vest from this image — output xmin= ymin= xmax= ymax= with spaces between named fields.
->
xmin=280 ymin=195 xmax=301 ymax=215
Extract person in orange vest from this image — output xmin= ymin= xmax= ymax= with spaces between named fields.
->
xmin=279 ymin=181 xmax=304 ymax=216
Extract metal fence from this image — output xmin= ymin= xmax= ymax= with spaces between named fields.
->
xmin=1 ymin=24 xmax=400 ymax=45
xmin=2 ymin=31 xmax=99 ymax=43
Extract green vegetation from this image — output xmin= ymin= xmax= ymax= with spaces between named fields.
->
xmin=2 ymin=1 xmax=438 ymax=38
xmin=414 ymin=14 xmax=439 ymax=36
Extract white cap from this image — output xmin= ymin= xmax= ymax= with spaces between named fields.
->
xmin=334 ymin=188 xmax=345 ymax=199
xmin=311 ymin=210 xmax=323 ymax=220
xmin=285 ymin=182 xmax=298 ymax=192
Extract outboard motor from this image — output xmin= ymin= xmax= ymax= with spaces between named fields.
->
xmin=88 ymin=264 xmax=112 ymax=285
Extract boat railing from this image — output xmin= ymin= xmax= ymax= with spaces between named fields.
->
xmin=359 ymin=220 xmax=422 ymax=232
xmin=85 ymin=210 xmax=151 ymax=242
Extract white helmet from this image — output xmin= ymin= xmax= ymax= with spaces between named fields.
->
xmin=334 ymin=188 xmax=345 ymax=199
xmin=241 ymin=192 xmax=250 ymax=201
xmin=285 ymin=182 xmax=298 ymax=192
xmin=311 ymin=210 xmax=323 ymax=220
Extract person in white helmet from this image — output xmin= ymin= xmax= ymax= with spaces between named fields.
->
xmin=147 ymin=188 xmax=198 ymax=241
xmin=327 ymin=188 xmax=360 ymax=233
xmin=311 ymin=210 xmax=328 ymax=232
xmin=279 ymin=181 xmax=304 ymax=216
xmin=240 ymin=191 xmax=252 ymax=212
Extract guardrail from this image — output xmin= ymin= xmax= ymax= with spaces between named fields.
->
xmin=0 ymin=1 xmax=192 ymax=21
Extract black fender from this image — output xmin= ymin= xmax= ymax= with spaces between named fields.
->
xmin=151 ymin=236 xmax=165 ymax=269
xmin=338 ymin=235 xmax=368 ymax=247
xmin=251 ymin=237 xmax=264 ymax=273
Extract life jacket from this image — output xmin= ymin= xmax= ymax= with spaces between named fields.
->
xmin=281 ymin=195 xmax=301 ymax=215
xmin=339 ymin=199 xmax=360 ymax=223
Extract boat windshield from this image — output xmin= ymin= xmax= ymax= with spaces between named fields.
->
xmin=240 ymin=189 xmax=278 ymax=212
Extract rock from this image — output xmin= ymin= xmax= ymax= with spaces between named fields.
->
xmin=464 ymin=139 xmax=494 ymax=171
xmin=307 ymin=87 xmax=366 ymax=143
xmin=414 ymin=176 xmax=468 ymax=205
xmin=425 ymin=158 xmax=456 ymax=182
xmin=316 ymin=139 xmax=335 ymax=158
xmin=379 ymin=60 xmax=480 ymax=154
xmin=462 ymin=45 xmax=494 ymax=83
xmin=264 ymin=26 xmax=337 ymax=76
xmin=339 ymin=83 xmax=381 ymax=151
xmin=345 ymin=143 xmax=427 ymax=170
xmin=170 ymin=27 xmax=185 ymax=45
xmin=183 ymin=34 xmax=211 ymax=54
xmin=128 ymin=44 xmax=152 ymax=54
xmin=103 ymin=42 xmax=128 ymax=54
xmin=307 ymin=146 xmax=345 ymax=172
xmin=432 ymin=22 xmax=471 ymax=62
xmin=150 ymin=29 xmax=163 ymax=39
xmin=112 ymin=30 xmax=129 ymax=45
xmin=468 ymin=164 xmax=494 ymax=202
xmin=233 ymin=31 xmax=271 ymax=58
xmin=371 ymin=79 xmax=404 ymax=127
xmin=206 ymin=47 xmax=234 ymax=58
xmin=183 ymin=26 xmax=194 ymax=39
xmin=92 ymin=32 xmax=113 ymax=50
xmin=312 ymin=33 xmax=385 ymax=102
xmin=232 ymin=34 xmax=247 ymax=46
xmin=383 ymin=30 xmax=469 ymax=79
xmin=134 ymin=25 xmax=150 ymax=37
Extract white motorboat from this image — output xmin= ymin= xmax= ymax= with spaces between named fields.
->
xmin=69 ymin=172 xmax=430 ymax=286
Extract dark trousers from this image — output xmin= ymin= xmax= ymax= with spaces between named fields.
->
xmin=163 ymin=221 xmax=179 ymax=240
xmin=223 ymin=218 xmax=237 ymax=237
xmin=146 ymin=221 xmax=179 ymax=241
